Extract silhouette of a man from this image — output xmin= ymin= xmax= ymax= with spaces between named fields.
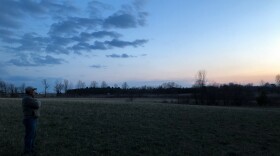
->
xmin=22 ymin=86 xmax=41 ymax=155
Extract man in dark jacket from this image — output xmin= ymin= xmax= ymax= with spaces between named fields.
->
xmin=22 ymin=86 xmax=41 ymax=155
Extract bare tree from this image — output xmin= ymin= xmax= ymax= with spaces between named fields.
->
xmin=276 ymin=74 xmax=280 ymax=86
xmin=63 ymin=79 xmax=69 ymax=93
xmin=193 ymin=70 xmax=207 ymax=105
xmin=76 ymin=80 xmax=86 ymax=89
xmin=122 ymin=82 xmax=129 ymax=89
xmin=42 ymin=79 xmax=50 ymax=97
xmin=0 ymin=81 xmax=7 ymax=95
xmin=260 ymin=80 xmax=266 ymax=86
xmin=68 ymin=82 xmax=73 ymax=90
xmin=54 ymin=80 xmax=64 ymax=95
xmin=0 ymin=80 xmax=7 ymax=95
xmin=276 ymin=74 xmax=280 ymax=94
xmin=7 ymin=83 xmax=15 ymax=96
xmin=19 ymin=83 xmax=26 ymax=94
xmin=101 ymin=81 xmax=108 ymax=88
xmin=90 ymin=81 xmax=98 ymax=88
xmin=113 ymin=84 xmax=119 ymax=88
xmin=194 ymin=70 xmax=206 ymax=88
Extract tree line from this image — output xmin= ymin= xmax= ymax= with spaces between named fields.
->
xmin=1 ymin=72 xmax=280 ymax=106
xmin=0 ymin=80 xmax=26 ymax=97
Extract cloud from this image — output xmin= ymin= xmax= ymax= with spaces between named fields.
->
xmin=0 ymin=0 xmax=24 ymax=29
xmin=137 ymin=12 xmax=148 ymax=26
xmin=46 ymin=44 xmax=69 ymax=54
xmin=90 ymin=64 xmax=106 ymax=68
xmin=72 ymin=31 xmax=121 ymax=42
xmin=33 ymin=55 xmax=65 ymax=65
xmin=103 ymin=12 xmax=137 ymax=28
xmin=71 ymin=42 xmax=91 ymax=52
xmin=70 ymin=39 xmax=147 ymax=52
xmin=9 ymin=55 xmax=65 ymax=67
xmin=90 ymin=41 xmax=108 ymax=50
xmin=0 ymin=0 xmax=78 ymax=29
xmin=20 ymin=0 xmax=46 ymax=14
xmin=141 ymin=54 xmax=147 ymax=56
xmin=0 ymin=29 xmax=15 ymax=43
xmin=133 ymin=0 xmax=147 ymax=10
xmin=42 ymin=0 xmax=78 ymax=20
xmin=92 ymin=31 xmax=121 ymax=38
xmin=45 ymin=36 xmax=73 ymax=54
xmin=102 ymin=0 xmax=148 ymax=29
xmin=1 ymin=0 xmax=149 ymax=66
xmin=106 ymin=53 xmax=136 ymax=58
xmin=87 ymin=1 xmax=113 ymax=17
xmin=105 ymin=39 xmax=148 ymax=48
xmin=15 ymin=33 xmax=49 ymax=52
xmin=48 ymin=17 xmax=103 ymax=36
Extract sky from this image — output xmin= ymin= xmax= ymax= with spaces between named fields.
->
xmin=0 ymin=0 xmax=280 ymax=91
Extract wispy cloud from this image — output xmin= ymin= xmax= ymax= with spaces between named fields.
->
xmin=70 ymin=39 xmax=147 ymax=52
xmin=90 ymin=64 xmax=106 ymax=69
xmin=9 ymin=55 xmax=65 ymax=67
xmin=105 ymin=39 xmax=148 ymax=48
xmin=106 ymin=53 xmax=136 ymax=58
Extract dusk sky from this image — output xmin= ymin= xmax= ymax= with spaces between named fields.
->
xmin=1 ymin=0 xmax=280 ymax=91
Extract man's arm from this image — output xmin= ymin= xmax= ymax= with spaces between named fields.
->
xmin=23 ymin=97 xmax=40 ymax=109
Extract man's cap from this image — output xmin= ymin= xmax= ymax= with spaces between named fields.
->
xmin=25 ymin=86 xmax=37 ymax=93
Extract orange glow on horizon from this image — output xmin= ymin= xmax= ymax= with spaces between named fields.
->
xmin=210 ymin=74 xmax=277 ymax=85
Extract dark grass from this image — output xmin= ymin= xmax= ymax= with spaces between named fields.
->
xmin=0 ymin=98 xmax=280 ymax=156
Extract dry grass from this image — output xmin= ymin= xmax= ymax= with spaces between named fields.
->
xmin=0 ymin=98 xmax=280 ymax=156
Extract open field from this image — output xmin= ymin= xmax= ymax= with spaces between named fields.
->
xmin=0 ymin=98 xmax=280 ymax=156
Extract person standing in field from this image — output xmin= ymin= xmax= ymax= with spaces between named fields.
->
xmin=22 ymin=86 xmax=41 ymax=155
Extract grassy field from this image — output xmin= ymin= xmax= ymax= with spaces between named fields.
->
xmin=0 ymin=98 xmax=280 ymax=156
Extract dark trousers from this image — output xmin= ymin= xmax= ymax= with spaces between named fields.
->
xmin=23 ymin=117 xmax=37 ymax=153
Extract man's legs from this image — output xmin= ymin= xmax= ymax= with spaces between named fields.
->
xmin=23 ymin=118 xmax=37 ymax=153
xmin=31 ymin=121 xmax=37 ymax=152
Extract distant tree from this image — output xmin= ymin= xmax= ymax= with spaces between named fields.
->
xmin=113 ymin=84 xmax=119 ymax=88
xmin=19 ymin=83 xmax=26 ymax=94
xmin=161 ymin=82 xmax=181 ymax=89
xmin=76 ymin=80 xmax=86 ymax=89
xmin=276 ymin=75 xmax=280 ymax=86
xmin=193 ymin=70 xmax=207 ymax=104
xmin=90 ymin=81 xmax=98 ymax=88
xmin=275 ymin=75 xmax=280 ymax=94
xmin=260 ymin=80 xmax=266 ymax=86
xmin=101 ymin=81 xmax=108 ymax=88
xmin=63 ymin=79 xmax=69 ymax=93
xmin=0 ymin=80 xmax=7 ymax=95
xmin=54 ymin=80 xmax=64 ymax=95
xmin=122 ymin=82 xmax=129 ymax=89
xmin=68 ymin=82 xmax=73 ymax=90
xmin=42 ymin=79 xmax=50 ymax=97
xmin=7 ymin=83 xmax=15 ymax=97
xmin=194 ymin=70 xmax=206 ymax=88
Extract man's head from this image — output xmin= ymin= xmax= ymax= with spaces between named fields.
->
xmin=25 ymin=86 xmax=37 ymax=95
